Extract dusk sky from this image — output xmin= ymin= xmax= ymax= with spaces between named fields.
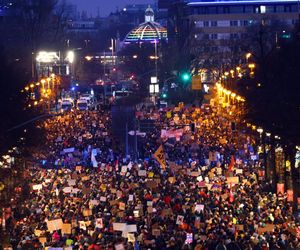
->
xmin=70 ymin=0 xmax=154 ymax=17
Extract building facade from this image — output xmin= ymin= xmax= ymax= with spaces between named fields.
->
xmin=163 ymin=0 xmax=299 ymax=78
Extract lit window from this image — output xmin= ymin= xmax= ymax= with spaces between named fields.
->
xmin=260 ymin=6 xmax=266 ymax=13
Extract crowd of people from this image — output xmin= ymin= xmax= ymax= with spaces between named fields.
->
xmin=1 ymin=95 xmax=300 ymax=250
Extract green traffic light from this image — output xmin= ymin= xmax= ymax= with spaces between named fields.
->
xmin=182 ymin=73 xmax=191 ymax=81
xmin=162 ymin=93 xmax=167 ymax=98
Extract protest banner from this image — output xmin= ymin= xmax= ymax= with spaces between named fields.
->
xmin=257 ymin=224 xmax=274 ymax=235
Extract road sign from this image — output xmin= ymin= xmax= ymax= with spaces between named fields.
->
xmin=192 ymin=75 xmax=202 ymax=90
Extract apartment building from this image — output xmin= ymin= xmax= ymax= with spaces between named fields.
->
xmin=166 ymin=1 xmax=299 ymax=53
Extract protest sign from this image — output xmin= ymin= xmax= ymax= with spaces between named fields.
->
xmin=39 ymin=237 xmax=47 ymax=245
xmin=67 ymin=179 xmax=76 ymax=186
xmin=146 ymin=180 xmax=157 ymax=189
xmin=34 ymin=229 xmax=42 ymax=237
xmin=90 ymin=200 xmax=99 ymax=206
xmin=168 ymin=177 xmax=176 ymax=183
xmin=83 ymin=209 xmax=92 ymax=217
xmin=115 ymin=243 xmax=125 ymax=250
xmin=100 ymin=196 xmax=107 ymax=202
xmin=119 ymin=202 xmax=126 ymax=211
xmin=152 ymin=228 xmax=161 ymax=236
xmin=257 ymin=224 xmax=274 ymax=235
xmin=235 ymin=169 xmax=243 ymax=174
xmin=235 ymin=225 xmax=244 ymax=231
xmin=195 ymin=204 xmax=204 ymax=213
xmin=61 ymin=224 xmax=72 ymax=235
xmin=277 ymin=183 xmax=285 ymax=194
xmin=47 ymin=219 xmax=63 ymax=232
xmin=148 ymin=172 xmax=154 ymax=178
xmin=79 ymin=221 xmax=86 ymax=230
xmin=64 ymin=147 xmax=75 ymax=153
xmin=176 ymin=215 xmax=184 ymax=225
xmin=226 ymin=177 xmax=239 ymax=184
xmin=128 ymin=194 xmax=134 ymax=202
xmin=138 ymin=170 xmax=147 ymax=177
xmin=33 ymin=184 xmax=43 ymax=191
xmin=95 ymin=218 xmax=103 ymax=229
xmin=127 ymin=233 xmax=135 ymax=242
xmin=113 ymin=223 xmax=126 ymax=231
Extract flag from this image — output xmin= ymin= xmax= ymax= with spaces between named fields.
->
xmin=153 ymin=145 xmax=167 ymax=169
xmin=228 ymin=155 xmax=235 ymax=172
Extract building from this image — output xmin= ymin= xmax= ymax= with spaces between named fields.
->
xmin=123 ymin=6 xmax=168 ymax=45
xmin=165 ymin=0 xmax=300 ymax=77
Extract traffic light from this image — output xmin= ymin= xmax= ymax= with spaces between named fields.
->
xmin=181 ymin=72 xmax=191 ymax=82
xmin=162 ymin=93 xmax=167 ymax=98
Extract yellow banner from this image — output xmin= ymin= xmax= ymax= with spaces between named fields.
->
xmin=153 ymin=145 xmax=167 ymax=169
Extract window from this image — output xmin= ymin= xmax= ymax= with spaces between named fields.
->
xmin=229 ymin=6 xmax=243 ymax=14
xmin=210 ymin=34 xmax=218 ymax=40
xmin=276 ymin=5 xmax=284 ymax=13
xmin=204 ymin=21 xmax=209 ymax=27
xmin=266 ymin=6 xmax=275 ymax=13
xmin=230 ymin=20 xmax=238 ymax=26
xmin=242 ymin=20 xmax=249 ymax=26
xmin=195 ymin=21 xmax=204 ymax=28
xmin=207 ymin=7 xmax=217 ymax=14
xmin=218 ymin=20 xmax=230 ymax=27
xmin=230 ymin=33 xmax=239 ymax=39
xmin=245 ymin=6 xmax=254 ymax=13
xmin=211 ymin=21 xmax=217 ymax=27
xmin=218 ymin=33 xmax=230 ymax=39
xmin=260 ymin=5 xmax=266 ymax=14
xmin=211 ymin=47 xmax=218 ymax=52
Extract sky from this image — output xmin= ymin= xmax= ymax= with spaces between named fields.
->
xmin=70 ymin=0 xmax=154 ymax=17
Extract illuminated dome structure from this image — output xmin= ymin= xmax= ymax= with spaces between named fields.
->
xmin=123 ymin=6 xmax=168 ymax=44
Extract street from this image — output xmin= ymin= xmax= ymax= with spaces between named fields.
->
xmin=0 ymin=88 xmax=299 ymax=249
